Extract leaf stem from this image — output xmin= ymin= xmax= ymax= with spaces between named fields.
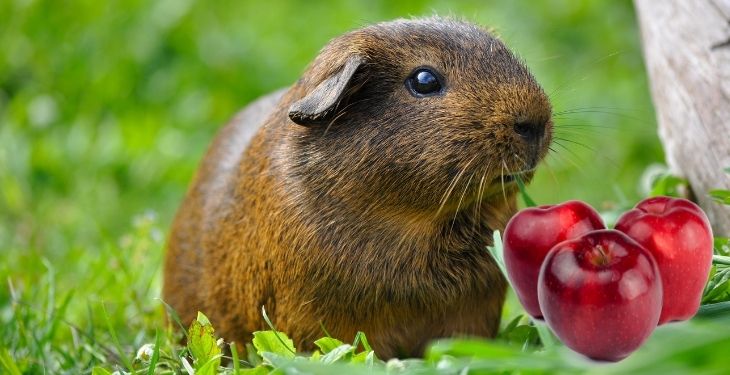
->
xmin=713 ymin=255 xmax=730 ymax=266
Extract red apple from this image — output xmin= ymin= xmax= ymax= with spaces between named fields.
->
xmin=615 ymin=196 xmax=713 ymax=324
xmin=538 ymin=230 xmax=662 ymax=361
xmin=503 ymin=200 xmax=604 ymax=318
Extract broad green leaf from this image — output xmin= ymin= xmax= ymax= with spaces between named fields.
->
xmin=486 ymin=230 xmax=507 ymax=277
xmin=240 ymin=365 xmax=271 ymax=374
xmin=187 ymin=312 xmax=222 ymax=371
xmin=498 ymin=314 xmax=523 ymax=337
xmin=196 ymin=311 xmax=212 ymax=325
xmin=650 ymin=174 xmax=688 ymax=197
xmin=532 ymin=319 xmax=559 ymax=349
xmin=350 ymin=350 xmax=377 ymax=367
xmin=0 ymin=348 xmax=22 ymax=375
xmin=261 ymin=351 xmax=295 ymax=367
xmin=709 ymin=189 xmax=730 ymax=205
xmin=91 ymin=367 xmax=113 ymax=375
xmin=196 ymin=355 xmax=223 ymax=375
xmin=715 ymin=237 xmax=730 ymax=255
xmin=314 ymin=337 xmax=345 ymax=354
xmin=319 ymin=344 xmax=354 ymax=364
xmin=252 ymin=331 xmax=296 ymax=359
xmin=246 ymin=343 xmax=262 ymax=367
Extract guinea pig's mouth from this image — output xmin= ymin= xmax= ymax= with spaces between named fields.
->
xmin=490 ymin=169 xmax=535 ymax=185
xmin=495 ymin=174 xmax=517 ymax=183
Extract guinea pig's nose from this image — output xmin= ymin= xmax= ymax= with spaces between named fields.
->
xmin=513 ymin=121 xmax=545 ymax=143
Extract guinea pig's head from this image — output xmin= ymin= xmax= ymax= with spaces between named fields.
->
xmin=285 ymin=17 xmax=552 ymax=217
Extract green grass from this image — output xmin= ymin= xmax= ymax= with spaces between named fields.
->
xmin=2 ymin=0 xmax=728 ymax=373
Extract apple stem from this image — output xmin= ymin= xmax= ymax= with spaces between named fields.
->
xmin=591 ymin=245 xmax=611 ymax=267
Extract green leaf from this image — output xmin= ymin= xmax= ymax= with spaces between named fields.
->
xmin=252 ymin=331 xmax=296 ymax=359
xmin=239 ymin=365 xmax=271 ymax=374
xmin=0 ymin=348 xmax=22 ymax=375
xmin=532 ymin=319 xmax=560 ymax=349
xmin=713 ymin=254 xmax=730 ymax=265
xmin=91 ymin=367 xmax=113 ymax=375
xmin=319 ymin=344 xmax=354 ymax=364
xmin=230 ymin=342 xmax=241 ymax=375
xmin=709 ymin=189 xmax=730 ymax=205
xmin=260 ymin=351 xmax=295 ymax=367
xmin=352 ymin=331 xmax=372 ymax=352
xmin=314 ymin=337 xmax=345 ymax=354
xmin=246 ymin=343 xmax=262 ymax=367
xmin=697 ymin=301 xmax=730 ymax=319
xmin=486 ymin=230 xmax=508 ymax=277
xmin=146 ymin=330 xmax=161 ymax=375
xmin=101 ymin=302 xmax=134 ymax=372
xmin=702 ymin=268 xmax=730 ymax=303
xmin=715 ymin=237 xmax=730 ymax=256
xmin=650 ymin=174 xmax=688 ymax=197
xmin=196 ymin=311 xmax=212 ymax=326
xmin=350 ymin=350 xmax=373 ymax=364
xmin=260 ymin=306 xmax=297 ymax=356
xmin=516 ymin=176 xmax=537 ymax=207
xmin=196 ymin=355 xmax=224 ymax=375
xmin=187 ymin=312 xmax=222 ymax=372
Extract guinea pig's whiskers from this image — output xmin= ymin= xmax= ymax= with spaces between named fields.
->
xmin=541 ymin=155 xmax=562 ymax=195
xmin=544 ymin=51 xmax=621 ymax=101
xmin=552 ymin=136 xmax=596 ymax=152
xmin=472 ymin=169 xmax=488 ymax=232
xmin=499 ymin=161 xmax=510 ymax=205
xmin=553 ymin=136 xmax=620 ymax=170
xmin=436 ymin=155 xmax=477 ymax=218
xmin=553 ymin=107 xmax=646 ymax=123
xmin=547 ymin=141 xmax=589 ymax=175
xmin=449 ymin=172 xmax=475 ymax=236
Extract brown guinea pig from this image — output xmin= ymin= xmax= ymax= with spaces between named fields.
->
xmin=163 ymin=17 xmax=552 ymax=358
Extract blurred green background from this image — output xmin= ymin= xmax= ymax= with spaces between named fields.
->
xmin=0 ymin=0 xmax=664 ymax=371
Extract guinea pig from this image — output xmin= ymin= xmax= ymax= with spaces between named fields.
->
xmin=163 ymin=17 xmax=552 ymax=358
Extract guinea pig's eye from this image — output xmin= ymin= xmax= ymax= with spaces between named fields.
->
xmin=405 ymin=68 xmax=444 ymax=97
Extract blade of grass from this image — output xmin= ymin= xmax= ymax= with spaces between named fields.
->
xmin=101 ymin=302 xmax=134 ymax=372
xmin=147 ymin=329 xmax=161 ymax=375
xmin=44 ymin=290 xmax=74 ymax=343
xmin=516 ymin=176 xmax=537 ymax=207
xmin=159 ymin=298 xmax=189 ymax=337
xmin=354 ymin=332 xmax=372 ymax=352
xmin=230 ymin=342 xmax=241 ymax=375
xmin=532 ymin=320 xmax=559 ymax=349
xmin=0 ymin=347 xmax=22 ymax=375
xmin=261 ymin=306 xmax=297 ymax=355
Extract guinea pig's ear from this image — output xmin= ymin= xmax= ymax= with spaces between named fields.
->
xmin=288 ymin=55 xmax=364 ymax=126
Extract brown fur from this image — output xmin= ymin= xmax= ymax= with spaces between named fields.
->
xmin=163 ymin=17 xmax=552 ymax=358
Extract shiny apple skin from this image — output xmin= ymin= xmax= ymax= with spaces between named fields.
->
xmin=538 ymin=230 xmax=662 ymax=361
xmin=615 ymin=196 xmax=713 ymax=324
xmin=503 ymin=200 xmax=605 ymax=318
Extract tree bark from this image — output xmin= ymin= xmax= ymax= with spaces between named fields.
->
xmin=634 ymin=0 xmax=730 ymax=235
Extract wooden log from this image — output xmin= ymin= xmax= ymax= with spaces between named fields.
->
xmin=634 ymin=0 xmax=730 ymax=235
